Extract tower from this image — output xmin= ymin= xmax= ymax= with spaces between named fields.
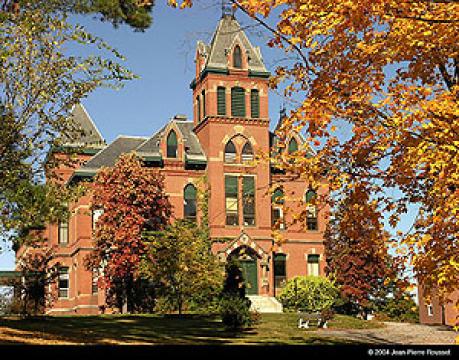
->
xmin=191 ymin=14 xmax=273 ymax=262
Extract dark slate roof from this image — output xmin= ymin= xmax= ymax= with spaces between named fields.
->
xmin=203 ymin=15 xmax=267 ymax=73
xmin=62 ymin=104 xmax=105 ymax=146
xmin=80 ymin=136 xmax=148 ymax=171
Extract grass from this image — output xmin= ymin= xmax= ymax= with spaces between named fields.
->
xmin=0 ymin=313 xmax=384 ymax=345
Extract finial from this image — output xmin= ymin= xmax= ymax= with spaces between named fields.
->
xmin=222 ymin=0 xmax=235 ymax=18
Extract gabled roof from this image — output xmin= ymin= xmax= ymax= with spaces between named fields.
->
xmin=62 ymin=104 xmax=105 ymax=147
xmin=80 ymin=136 xmax=148 ymax=173
xmin=136 ymin=118 xmax=206 ymax=161
xmin=203 ymin=15 xmax=268 ymax=74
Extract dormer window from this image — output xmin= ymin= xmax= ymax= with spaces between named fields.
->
xmin=233 ymin=45 xmax=242 ymax=69
xmin=167 ymin=130 xmax=178 ymax=158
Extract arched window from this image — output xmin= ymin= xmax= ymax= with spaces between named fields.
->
xmin=167 ymin=130 xmax=178 ymax=158
xmin=231 ymin=87 xmax=246 ymax=117
xmin=272 ymin=188 xmax=285 ymax=230
xmin=233 ymin=45 xmax=242 ymax=68
xmin=224 ymin=140 xmax=237 ymax=163
xmin=241 ymin=142 xmax=254 ymax=163
xmin=305 ymin=189 xmax=318 ymax=231
xmin=184 ymin=184 xmax=197 ymax=221
xmin=288 ymin=137 xmax=298 ymax=153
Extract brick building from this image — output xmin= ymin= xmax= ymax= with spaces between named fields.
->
xmin=418 ymin=286 xmax=458 ymax=327
xmin=16 ymin=14 xmax=327 ymax=315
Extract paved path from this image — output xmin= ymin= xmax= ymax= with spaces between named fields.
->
xmin=321 ymin=322 xmax=457 ymax=345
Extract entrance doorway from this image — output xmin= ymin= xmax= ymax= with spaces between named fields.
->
xmin=240 ymin=257 xmax=258 ymax=295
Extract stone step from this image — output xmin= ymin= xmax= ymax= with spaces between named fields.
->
xmin=248 ymin=295 xmax=283 ymax=313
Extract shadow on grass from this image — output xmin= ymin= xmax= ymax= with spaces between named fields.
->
xmin=0 ymin=314 xmax=262 ymax=345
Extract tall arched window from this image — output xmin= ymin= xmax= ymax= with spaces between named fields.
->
xmin=288 ymin=137 xmax=298 ymax=153
xmin=272 ymin=188 xmax=285 ymax=230
xmin=224 ymin=140 xmax=237 ymax=163
xmin=231 ymin=87 xmax=246 ymax=117
xmin=241 ymin=142 xmax=254 ymax=163
xmin=167 ymin=130 xmax=178 ymax=158
xmin=305 ymin=189 xmax=318 ymax=231
xmin=184 ymin=184 xmax=197 ymax=221
xmin=233 ymin=45 xmax=242 ymax=68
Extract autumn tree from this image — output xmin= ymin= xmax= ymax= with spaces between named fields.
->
xmin=171 ymin=0 xmax=459 ymax=318
xmin=12 ymin=246 xmax=60 ymax=317
xmin=0 ymin=7 xmax=135 ymax=251
xmin=0 ymin=0 xmax=156 ymax=30
xmin=85 ymin=153 xmax=172 ymax=313
xmin=141 ymin=219 xmax=224 ymax=315
xmin=325 ymin=184 xmax=406 ymax=316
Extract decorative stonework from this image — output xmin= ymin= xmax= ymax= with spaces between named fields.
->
xmin=218 ymin=231 xmax=269 ymax=263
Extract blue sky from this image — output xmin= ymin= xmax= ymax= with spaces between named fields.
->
xmin=0 ymin=1 xmax=419 ymax=271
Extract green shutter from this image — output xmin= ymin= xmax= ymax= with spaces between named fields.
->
xmin=243 ymin=176 xmax=255 ymax=226
xmin=272 ymin=188 xmax=284 ymax=204
xmin=225 ymin=176 xmax=238 ymax=196
xmin=250 ymin=89 xmax=260 ymax=118
xmin=288 ymin=138 xmax=298 ymax=153
xmin=243 ymin=176 xmax=255 ymax=196
xmin=231 ymin=87 xmax=246 ymax=117
xmin=217 ymin=87 xmax=226 ymax=116
xmin=202 ymin=90 xmax=206 ymax=117
xmin=184 ymin=184 xmax=197 ymax=200
xmin=308 ymin=254 xmax=320 ymax=264
xmin=305 ymin=189 xmax=317 ymax=203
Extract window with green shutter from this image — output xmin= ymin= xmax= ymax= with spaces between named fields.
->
xmin=250 ymin=89 xmax=260 ymax=118
xmin=242 ymin=176 xmax=255 ymax=226
xmin=305 ymin=189 xmax=318 ymax=230
xmin=217 ymin=87 xmax=226 ymax=116
xmin=233 ymin=45 xmax=242 ymax=69
xmin=167 ymin=130 xmax=178 ymax=158
xmin=288 ymin=138 xmax=298 ymax=153
xmin=184 ymin=184 xmax=197 ymax=221
xmin=202 ymin=90 xmax=206 ymax=118
xmin=231 ymin=87 xmax=246 ymax=117
xmin=225 ymin=176 xmax=239 ymax=225
xmin=196 ymin=96 xmax=201 ymax=122
xmin=271 ymin=188 xmax=285 ymax=230
xmin=274 ymin=254 xmax=287 ymax=289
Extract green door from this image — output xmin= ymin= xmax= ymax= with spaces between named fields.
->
xmin=240 ymin=258 xmax=258 ymax=295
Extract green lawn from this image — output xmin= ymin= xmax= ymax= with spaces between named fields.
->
xmin=0 ymin=313 xmax=384 ymax=345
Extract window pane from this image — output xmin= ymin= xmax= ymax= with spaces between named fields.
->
xmin=202 ymin=90 xmax=206 ymax=117
xmin=288 ymin=138 xmax=298 ymax=153
xmin=233 ymin=46 xmax=242 ymax=68
xmin=217 ymin=87 xmax=226 ymax=116
xmin=241 ymin=142 xmax=254 ymax=163
xmin=58 ymin=267 xmax=69 ymax=298
xmin=224 ymin=140 xmax=237 ymax=163
xmin=196 ymin=96 xmax=201 ymax=121
xmin=274 ymin=254 xmax=287 ymax=289
xmin=250 ymin=89 xmax=260 ymax=118
xmin=58 ymin=220 xmax=69 ymax=245
xmin=231 ymin=87 xmax=246 ymax=117
xmin=243 ymin=176 xmax=255 ymax=226
xmin=225 ymin=176 xmax=238 ymax=225
xmin=184 ymin=185 xmax=197 ymax=221
xmin=167 ymin=130 xmax=178 ymax=158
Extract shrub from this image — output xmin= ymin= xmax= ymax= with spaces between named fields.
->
xmin=278 ymin=276 xmax=339 ymax=312
xmin=219 ymin=294 xmax=253 ymax=330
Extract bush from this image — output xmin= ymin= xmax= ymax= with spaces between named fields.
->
xmin=219 ymin=295 xmax=253 ymax=330
xmin=278 ymin=276 xmax=339 ymax=312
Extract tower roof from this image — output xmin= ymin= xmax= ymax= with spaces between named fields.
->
xmin=61 ymin=104 xmax=105 ymax=147
xmin=202 ymin=15 xmax=268 ymax=74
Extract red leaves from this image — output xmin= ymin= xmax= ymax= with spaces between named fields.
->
xmin=85 ymin=153 xmax=172 ymax=307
